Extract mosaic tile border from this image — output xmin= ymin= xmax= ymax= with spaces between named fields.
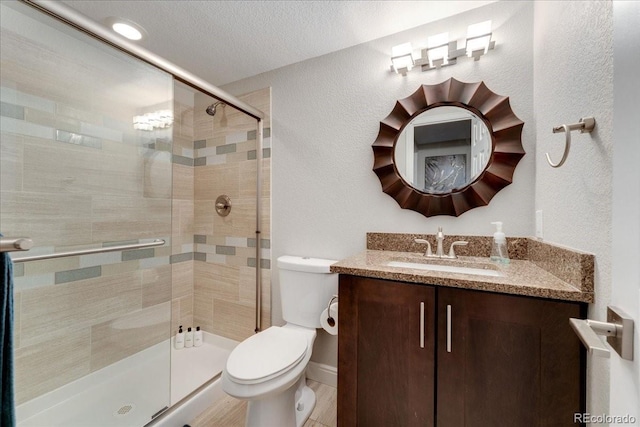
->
xmin=192 ymin=128 xmax=272 ymax=166
xmin=191 ymin=235 xmax=271 ymax=269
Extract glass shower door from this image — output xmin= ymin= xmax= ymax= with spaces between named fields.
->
xmin=1 ymin=2 xmax=173 ymax=426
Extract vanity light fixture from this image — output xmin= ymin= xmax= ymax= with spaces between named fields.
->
xmin=465 ymin=20 xmax=493 ymax=60
xmin=390 ymin=20 xmax=495 ymax=75
xmin=390 ymin=42 xmax=415 ymax=76
xmin=426 ymin=32 xmax=450 ymax=69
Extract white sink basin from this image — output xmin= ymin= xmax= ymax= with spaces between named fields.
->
xmin=387 ymin=260 xmax=504 ymax=277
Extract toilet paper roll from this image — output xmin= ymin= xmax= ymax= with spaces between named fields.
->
xmin=320 ymin=302 xmax=338 ymax=335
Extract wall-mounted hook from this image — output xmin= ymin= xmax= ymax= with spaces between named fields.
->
xmin=546 ymin=117 xmax=596 ymax=168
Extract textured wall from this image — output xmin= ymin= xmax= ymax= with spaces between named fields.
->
xmin=224 ymin=1 xmax=616 ymax=416
xmin=533 ymin=1 xmax=613 ymax=420
xmin=223 ymin=1 xmax=535 ymax=367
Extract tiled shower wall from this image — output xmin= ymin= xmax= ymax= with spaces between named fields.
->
xmin=1 ymin=2 xmax=174 ymax=405
xmin=1 ymin=1 xmax=271 ymax=407
xmin=192 ymin=87 xmax=272 ymax=342
xmin=169 ymin=86 xmax=272 ymax=342
xmin=1 ymin=92 xmax=174 ymax=405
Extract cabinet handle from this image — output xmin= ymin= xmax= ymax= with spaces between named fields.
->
xmin=420 ymin=302 xmax=425 ymax=349
xmin=446 ymin=304 xmax=452 ymax=353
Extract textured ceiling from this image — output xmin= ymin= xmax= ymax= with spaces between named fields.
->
xmin=60 ymin=1 xmax=495 ymax=87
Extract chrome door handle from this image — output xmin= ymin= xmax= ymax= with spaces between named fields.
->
xmin=420 ymin=302 xmax=425 ymax=349
xmin=446 ymin=304 xmax=452 ymax=353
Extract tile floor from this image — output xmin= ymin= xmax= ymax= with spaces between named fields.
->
xmin=190 ymin=380 xmax=337 ymax=427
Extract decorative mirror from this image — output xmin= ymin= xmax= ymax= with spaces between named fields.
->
xmin=372 ymin=78 xmax=525 ymax=217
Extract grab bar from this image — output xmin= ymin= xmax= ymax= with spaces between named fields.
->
xmin=4 ymin=239 xmax=165 ymax=263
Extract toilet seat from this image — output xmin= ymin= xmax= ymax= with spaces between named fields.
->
xmin=226 ymin=326 xmax=308 ymax=385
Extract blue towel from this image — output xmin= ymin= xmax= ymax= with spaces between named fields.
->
xmin=1 ymin=233 xmax=16 ymax=427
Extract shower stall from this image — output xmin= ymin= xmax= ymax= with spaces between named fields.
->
xmin=0 ymin=1 xmax=271 ymax=426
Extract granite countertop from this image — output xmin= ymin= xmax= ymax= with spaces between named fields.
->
xmin=330 ymin=233 xmax=595 ymax=304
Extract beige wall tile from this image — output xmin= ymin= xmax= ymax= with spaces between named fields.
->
xmin=23 ymin=140 xmax=145 ymax=198
xmin=173 ymin=163 xmax=194 ymax=200
xmin=144 ymin=151 xmax=172 ymax=199
xmin=0 ymin=191 xmax=92 ymax=247
xmin=92 ymin=195 xmax=171 ymax=242
xmin=194 ymin=200 xmax=215 ymax=236
xmin=172 ymin=260 xmax=194 ymax=299
xmin=142 ymin=264 xmax=172 ymax=307
xmin=171 ymin=299 xmax=180 ymax=332
xmin=172 ymin=199 xmax=194 ymax=254
xmin=193 ymin=279 xmax=215 ymax=333
xmin=239 ymin=266 xmax=271 ymax=309
xmin=214 ymin=197 xmax=256 ymax=238
xmin=0 ymin=132 xmax=23 ymax=191
xmin=23 ymin=256 xmax=79 ymax=276
xmin=90 ymin=302 xmax=170 ymax=371
xmin=101 ymin=259 xmax=140 ymax=276
xmin=194 ymin=108 xmax=215 ymax=141
xmin=261 ymin=197 xmax=271 ymax=236
xmin=175 ymin=103 xmax=194 ymax=140
xmin=177 ymin=294 xmax=194 ymax=329
xmin=14 ymin=328 xmax=91 ymax=404
xmin=20 ymin=271 xmax=142 ymax=347
xmin=195 ymin=262 xmax=239 ymax=302
xmin=56 ymin=104 xmax=104 ymax=126
xmin=212 ymin=299 xmax=255 ymax=342
xmin=23 ymin=107 xmax=56 ymax=128
xmin=194 ymin=163 xmax=240 ymax=201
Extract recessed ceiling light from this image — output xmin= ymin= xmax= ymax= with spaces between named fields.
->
xmin=112 ymin=22 xmax=142 ymax=40
xmin=105 ymin=17 xmax=147 ymax=41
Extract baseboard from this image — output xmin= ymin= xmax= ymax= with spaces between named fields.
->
xmin=306 ymin=361 xmax=337 ymax=388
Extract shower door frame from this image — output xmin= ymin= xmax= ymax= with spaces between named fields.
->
xmin=18 ymin=0 xmax=267 ymax=334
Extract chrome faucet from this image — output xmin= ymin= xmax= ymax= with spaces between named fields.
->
xmin=414 ymin=227 xmax=469 ymax=259
xmin=435 ymin=227 xmax=445 ymax=257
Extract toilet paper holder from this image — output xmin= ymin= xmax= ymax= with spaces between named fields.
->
xmin=326 ymin=295 xmax=338 ymax=327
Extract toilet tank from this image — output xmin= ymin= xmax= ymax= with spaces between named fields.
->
xmin=277 ymin=255 xmax=338 ymax=328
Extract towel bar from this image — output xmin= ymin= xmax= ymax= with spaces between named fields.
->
xmin=1 ymin=238 xmax=165 ymax=262
xmin=0 ymin=237 xmax=34 ymax=252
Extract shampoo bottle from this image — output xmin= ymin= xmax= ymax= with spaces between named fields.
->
xmin=194 ymin=326 xmax=203 ymax=347
xmin=490 ymin=221 xmax=510 ymax=264
xmin=185 ymin=327 xmax=194 ymax=348
xmin=174 ymin=325 xmax=184 ymax=350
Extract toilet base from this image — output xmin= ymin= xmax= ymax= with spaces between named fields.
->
xmin=294 ymin=380 xmax=316 ymax=427
xmin=245 ymin=376 xmax=316 ymax=427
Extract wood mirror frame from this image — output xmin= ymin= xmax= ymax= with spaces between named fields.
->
xmin=372 ymin=78 xmax=525 ymax=217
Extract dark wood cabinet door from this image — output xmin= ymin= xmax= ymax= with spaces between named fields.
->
xmin=338 ymin=275 xmax=435 ymax=427
xmin=436 ymin=287 xmax=586 ymax=427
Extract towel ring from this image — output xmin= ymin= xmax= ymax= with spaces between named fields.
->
xmin=546 ymin=117 xmax=595 ymax=168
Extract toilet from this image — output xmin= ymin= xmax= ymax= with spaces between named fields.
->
xmin=222 ymin=255 xmax=338 ymax=427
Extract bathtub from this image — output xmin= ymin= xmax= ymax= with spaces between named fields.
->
xmin=17 ymin=332 xmax=237 ymax=427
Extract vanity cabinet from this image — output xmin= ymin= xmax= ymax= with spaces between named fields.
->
xmin=338 ymin=275 xmax=586 ymax=427
xmin=338 ymin=275 xmax=436 ymax=427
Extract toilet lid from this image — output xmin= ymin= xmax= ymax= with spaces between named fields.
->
xmin=226 ymin=327 xmax=308 ymax=384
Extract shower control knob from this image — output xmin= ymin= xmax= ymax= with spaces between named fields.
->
xmin=215 ymin=195 xmax=232 ymax=217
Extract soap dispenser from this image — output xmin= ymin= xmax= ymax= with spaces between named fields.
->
xmin=194 ymin=326 xmax=203 ymax=347
xmin=185 ymin=327 xmax=194 ymax=348
xmin=174 ymin=325 xmax=184 ymax=350
xmin=490 ymin=222 xmax=510 ymax=264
